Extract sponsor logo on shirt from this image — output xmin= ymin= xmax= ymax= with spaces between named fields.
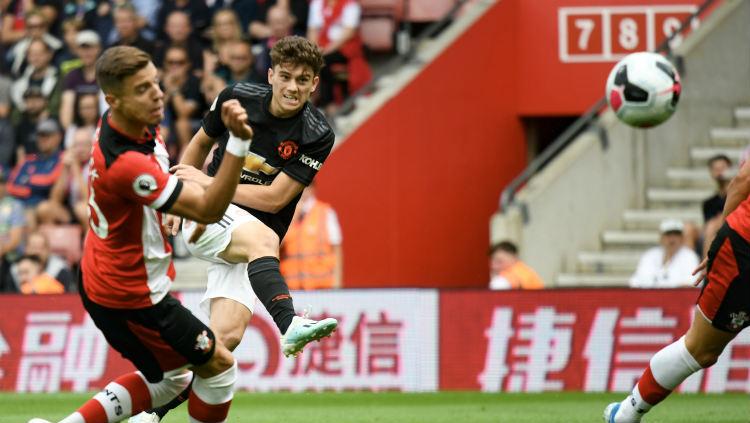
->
xmin=133 ymin=174 xmax=158 ymax=197
xmin=300 ymin=154 xmax=322 ymax=170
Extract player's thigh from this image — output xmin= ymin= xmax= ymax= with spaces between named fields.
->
xmin=200 ymin=262 xmax=258 ymax=320
xmin=698 ymin=223 xmax=750 ymax=331
xmin=79 ymin=288 xmax=168 ymax=383
xmin=219 ymin=218 xmax=280 ymax=263
xmin=685 ymin=308 xmax=736 ymax=366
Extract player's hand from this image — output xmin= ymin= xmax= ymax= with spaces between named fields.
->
xmin=171 ymin=164 xmax=214 ymax=188
xmin=163 ymin=214 xmax=181 ymax=236
xmin=188 ymin=223 xmax=207 ymax=243
xmin=692 ymin=257 xmax=708 ymax=286
xmin=221 ymin=99 xmax=253 ymax=140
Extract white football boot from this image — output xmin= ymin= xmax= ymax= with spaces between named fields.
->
xmin=128 ymin=412 xmax=160 ymax=423
xmin=280 ymin=315 xmax=338 ymax=357
xmin=603 ymin=401 xmax=642 ymax=423
xmin=28 ymin=419 xmax=52 ymax=423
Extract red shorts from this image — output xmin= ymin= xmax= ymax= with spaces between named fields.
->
xmin=698 ymin=222 xmax=750 ymax=333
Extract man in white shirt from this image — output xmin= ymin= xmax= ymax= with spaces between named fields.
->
xmin=629 ymin=219 xmax=700 ymax=288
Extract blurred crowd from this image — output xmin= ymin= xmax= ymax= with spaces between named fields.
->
xmin=0 ymin=0 xmax=372 ymax=293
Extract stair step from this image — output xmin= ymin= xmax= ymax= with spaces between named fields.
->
xmin=622 ymin=208 xmax=702 ymax=229
xmin=647 ymin=187 xmax=714 ymax=206
xmin=556 ymin=273 xmax=631 ymax=287
xmin=690 ymin=146 xmax=744 ymax=164
xmin=710 ymin=127 xmax=750 ymax=146
xmin=602 ymin=230 xmax=659 ymax=247
xmin=735 ymin=107 xmax=750 ymax=127
xmin=577 ymin=251 xmax=642 ymax=272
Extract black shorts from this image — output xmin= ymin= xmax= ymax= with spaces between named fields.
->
xmin=79 ymin=275 xmax=216 ymax=383
xmin=698 ymin=222 xmax=750 ymax=333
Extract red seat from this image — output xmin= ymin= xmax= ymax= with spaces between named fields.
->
xmin=360 ymin=17 xmax=395 ymax=52
xmin=39 ymin=224 xmax=83 ymax=265
xmin=406 ymin=0 xmax=456 ymax=22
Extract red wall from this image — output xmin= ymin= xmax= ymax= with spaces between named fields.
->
xmin=315 ymin=0 xmax=703 ymax=288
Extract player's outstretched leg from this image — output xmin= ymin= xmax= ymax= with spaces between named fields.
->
xmin=29 ymin=370 xmax=191 ymax=423
xmin=248 ymin=256 xmax=338 ymax=357
xmin=603 ymin=309 xmax=735 ymax=423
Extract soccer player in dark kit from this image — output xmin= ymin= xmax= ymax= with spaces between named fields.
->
xmin=130 ymin=35 xmax=338 ymax=422
xmin=29 ymin=46 xmax=255 ymax=423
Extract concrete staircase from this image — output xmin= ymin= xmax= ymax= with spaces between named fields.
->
xmin=556 ymin=109 xmax=750 ymax=287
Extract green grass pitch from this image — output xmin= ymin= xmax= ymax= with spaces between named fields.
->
xmin=0 ymin=392 xmax=747 ymax=422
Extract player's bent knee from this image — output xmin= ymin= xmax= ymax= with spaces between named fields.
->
xmin=196 ymin=344 xmax=234 ymax=378
xmin=217 ymin=328 xmax=244 ymax=351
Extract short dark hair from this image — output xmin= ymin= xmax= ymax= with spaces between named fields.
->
xmin=708 ymin=154 xmax=732 ymax=167
xmin=96 ymin=46 xmax=152 ymax=95
xmin=489 ymin=240 xmax=518 ymax=256
xmin=270 ymin=35 xmax=324 ymax=76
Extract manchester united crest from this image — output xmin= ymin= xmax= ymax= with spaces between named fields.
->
xmin=277 ymin=140 xmax=298 ymax=160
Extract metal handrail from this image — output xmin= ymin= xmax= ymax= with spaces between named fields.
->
xmin=333 ymin=0 xmax=469 ymax=117
xmin=498 ymin=0 xmax=719 ymax=213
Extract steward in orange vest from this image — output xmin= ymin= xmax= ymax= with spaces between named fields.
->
xmin=280 ymin=194 xmax=342 ymax=290
xmin=488 ymin=241 xmax=544 ymax=290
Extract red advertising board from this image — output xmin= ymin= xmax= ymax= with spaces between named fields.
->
xmin=440 ymin=289 xmax=750 ymax=393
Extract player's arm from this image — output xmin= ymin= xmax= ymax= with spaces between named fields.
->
xmin=180 ymin=127 xmax=215 ymax=169
xmin=722 ymin=159 xmax=750 ymax=219
xmin=232 ymin=172 xmax=305 ymax=213
xmin=168 ymin=101 xmax=253 ymax=223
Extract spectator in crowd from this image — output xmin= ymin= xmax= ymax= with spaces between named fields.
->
xmin=13 ymin=86 xmax=51 ymax=162
xmin=12 ymin=230 xmax=74 ymax=292
xmin=59 ymin=29 xmax=101 ymax=129
xmin=0 ymin=169 xmax=26 ymax=292
xmin=201 ymin=8 xmax=242 ymax=101
xmin=0 ymin=73 xmax=15 ymax=169
xmin=6 ymin=9 xmax=62 ymax=77
xmin=307 ymin=0 xmax=371 ymax=115
xmin=488 ymin=240 xmax=544 ymax=290
xmin=214 ymin=38 xmax=265 ymax=85
xmin=6 ymin=118 xmax=63 ymax=228
xmin=249 ymin=0 xmax=309 ymax=41
xmin=153 ymin=10 xmax=206 ymax=74
xmin=63 ymin=91 xmax=98 ymax=148
xmin=630 ymin=218 xmax=700 ymax=288
xmin=111 ymin=2 xmax=155 ymax=55
xmin=207 ymin=8 xmax=243 ymax=66
xmin=60 ymin=0 xmax=100 ymax=34
xmin=57 ymin=18 xmax=84 ymax=74
xmin=10 ymin=38 xmax=61 ymax=115
xmin=15 ymin=254 xmax=65 ymax=294
xmin=162 ymin=45 xmax=206 ymax=157
xmin=701 ymin=154 xmax=732 ymax=255
xmin=280 ymin=183 xmax=343 ymax=290
xmin=155 ymin=0 xmax=210 ymax=41
xmin=256 ymin=4 xmax=295 ymax=74
xmin=37 ymin=126 xmax=92 ymax=229
xmin=2 ymin=0 xmax=33 ymax=47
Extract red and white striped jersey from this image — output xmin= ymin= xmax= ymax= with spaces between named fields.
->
xmin=81 ymin=113 xmax=183 ymax=309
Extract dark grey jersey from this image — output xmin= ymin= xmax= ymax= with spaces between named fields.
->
xmin=203 ymin=83 xmax=334 ymax=238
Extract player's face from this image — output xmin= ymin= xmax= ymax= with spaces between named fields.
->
xmin=268 ymin=63 xmax=319 ymax=118
xmin=111 ymin=62 xmax=164 ymax=126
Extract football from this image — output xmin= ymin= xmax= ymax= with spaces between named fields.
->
xmin=605 ymin=52 xmax=681 ymax=128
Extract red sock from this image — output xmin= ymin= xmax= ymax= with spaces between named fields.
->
xmin=65 ymin=372 xmax=151 ymax=423
xmin=637 ymin=365 xmax=672 ymax=405
xmin=187 ymin=390 xmax=232 ymax=423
